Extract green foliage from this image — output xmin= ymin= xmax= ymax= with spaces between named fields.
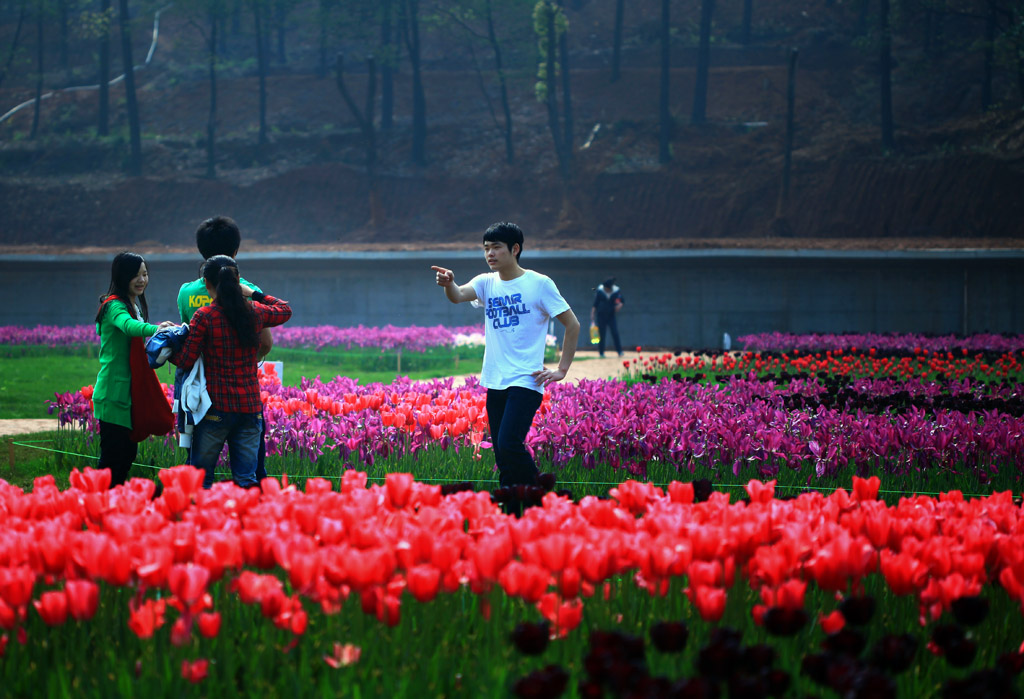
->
xmin=531 ymin=0 xmax=566 ymax=103
xmin=74 ymin=8 xmax=115 ymax=40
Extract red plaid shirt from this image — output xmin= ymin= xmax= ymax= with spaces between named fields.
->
xmin=174 ymin=296 xmax=291 ymax=413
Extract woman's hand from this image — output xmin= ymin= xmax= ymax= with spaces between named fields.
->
xmin=240 ymin=283 xmax=255 ymax=298
xmin=157 ymin=321 xmax=177 ymax=330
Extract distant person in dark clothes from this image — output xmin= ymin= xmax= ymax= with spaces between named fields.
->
xmin=591 ymin=277 xmax=624 ymax=358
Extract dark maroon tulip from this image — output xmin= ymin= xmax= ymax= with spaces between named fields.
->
xmin=511 ymin=621 xmax=550 ymax=656
xmin=823 ymin=628 xmax=866 ymax=657
xmin=669 ymin=676 xmax=719 ymax=699
xmin=837 ymin=596 xmax=876 ymax=626
xmin=537 ymin=472 xmax=557 ymax=492
xmin=693 ymin=479 xmax=714 ymax=503
xmin=512 ymin=664 xmax=568 ymax=699
xmin=651 ymin=621 xmax=689 ymax=653
xmin=931 ymin=623 xmax=965 ymax=653
xmin=763 ymin=606 xmax=809 ymax=636
xmin=742 ymin=644 xmax=776 ymax=672
xmin=869 ymin=633 xmax=918 ymax=674
xmin=943 ymin=637 xmax=977 ymax=668
xmin=950 ymin=595 xmax=989 ymax=627
xmin=997 ymin=650 xmax=1024 ymax=675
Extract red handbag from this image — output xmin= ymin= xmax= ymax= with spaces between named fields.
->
xmin=128 ymin=336 xmax=175 ymax=442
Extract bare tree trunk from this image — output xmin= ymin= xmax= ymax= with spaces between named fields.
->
xmin=206 ymin=12 xmax=218 ymax=178
xmin=317 ymin=0 xmax=329 ymax=77
xmin=0 ymin=2 xmax=27 ymax=91
xmin=557 ymin=0 xmax=573 ymax=158
xmin=879 ymin=0 xmax=894 ymax=151
xmin=274 ymin=0 xmax=286 ymax=64
xmin=776 ymin=47 xmax=798 ymax=218
xmin=982 ymin=1 xmax=995 ymax=110
xmin=485 ymin=0 xmax=514 ymax=163
xmin=58 ymin=0 xmax=70 ymax=81
xmin=30 ymin=7 xmax=42 ymax=139
xmin=336 ymin=54 xmax=382 ymax=227
xmin=691 ymin=0 xmax=714 ymax=125
xmin=658 ymin=0 xmax=671 ymax=163
xmin=741 ymin=0 xmax=752 ymax=45
xmin=542 ymin=2 xmax=566 ymax=181
xmin=402 ymin=0 xmax=426 ymax=165
xmin=98 ymin=0 xmax=110 ymax=135
xmin=381 ymin=0 xmax=394 ymax=130
xmin=119 ymin=0 xmax=142 ymax=174
xmin=610 ymin=0 xmax=623 ymax=82
xmin=253 ymin=0 xmax=268 ymax=146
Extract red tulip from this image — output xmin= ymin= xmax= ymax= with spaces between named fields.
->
xmin=668 ymin=481 xmax=694 ymax=504
xmin=852 ymin=476 xmax=881 ymax=501
xmin=406 ymin=565 xmax=441 ymax=603
xmin=168 ymin=564 xmax=211 ymax=606
xmin=691 ymin=586 xmax=727 ymax=622
xmin=819 ymin=610 xmax=846 ymax=634
xmin=181 ymin=659 xmax=209 ymax=684
xmin=69 ymin=467 xmax=110 ymax=493
xmin=128 ymin=598 xmax=166 ymax=639
xmin=323 ymin=642 xmax=361 ymax=668
xmin=0 ymin=599 xmax=16 ymax=630
xmin=64 ymin=580 xmax=99 ymax=621
xmin=744 ymin=479 xmax=775 ymax=504
xmin=33 ymin=591 xmax=68 ymax=626
xmin=0 ymin=566 xmax=35 ymax=609
xmin=197 ymin=612 xmax=221 ymax=638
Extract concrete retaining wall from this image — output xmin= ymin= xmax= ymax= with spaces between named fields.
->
xmin=2 ymin=249 xmax=1021 ymax=349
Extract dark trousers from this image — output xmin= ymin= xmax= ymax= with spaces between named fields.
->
xmin=486 ymin=387 xmax=543 ymax=488
xmin=98 ymin=420 xmax=138 ymax=488
xmin=597 ymin=314 xmax=622 ymax=356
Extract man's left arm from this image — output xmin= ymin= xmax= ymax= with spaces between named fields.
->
xmin=533 ymin=308 xmax=580 ymax=387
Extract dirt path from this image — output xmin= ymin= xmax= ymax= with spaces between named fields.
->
xmin=0 ymin=350 xmax=642 ymax=438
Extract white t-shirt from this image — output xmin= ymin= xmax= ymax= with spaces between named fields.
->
xmin=469 ymin=269 xmax=571 ymax=393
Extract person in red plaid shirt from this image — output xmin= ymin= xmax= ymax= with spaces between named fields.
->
xmin=172 ymin=255 xmax=292 ymax=488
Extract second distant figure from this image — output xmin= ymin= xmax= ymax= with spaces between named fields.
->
xmin=591 ymin=277 xmax=624 ymax=358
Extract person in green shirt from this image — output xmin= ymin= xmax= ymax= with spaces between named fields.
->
xmin=94 ymin=252 xmax=175 ymax=487
xmin=175 ymin=216 xmax=273 ymax=483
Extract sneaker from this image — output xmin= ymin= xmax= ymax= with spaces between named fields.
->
xmin=599 ymin=353 xmax=605 ymax=358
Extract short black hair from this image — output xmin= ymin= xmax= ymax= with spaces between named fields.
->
xmin=195 ymin=216 xmax=241 ymax=259
xmin=482 ymin=221 xmax=524 ymax=261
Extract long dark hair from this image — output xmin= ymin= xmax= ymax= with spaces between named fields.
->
xmin=202 ymin=255 xmax=259 ymax=348
xmin=95 ymin=251 xmax=149 ymax=323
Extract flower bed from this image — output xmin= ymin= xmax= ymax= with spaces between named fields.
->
xmin=0 ymin=469 xmax=1021 ymax=695
xmin=50 ymin=351 xmax=1024 ymax=486
xmin=0 ymin=324 xmax=488 ymax=351
xmin=738 ymin=332 xmax=1024 ymax=355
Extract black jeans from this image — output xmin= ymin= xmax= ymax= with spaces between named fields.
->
xmin=597 ymin=313 xmax=622 ymax=356
xmin=486 ymin=387 xmax=543 ymax=488
xmin=98 ymin=420 xmax=138 ymax=488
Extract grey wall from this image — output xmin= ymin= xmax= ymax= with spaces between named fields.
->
xmin=2 ymin=249 xmax=1021 ymax=349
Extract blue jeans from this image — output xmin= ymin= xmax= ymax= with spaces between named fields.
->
xmin=486 ymin=387 xmax=543 ymax=488
xmin=176 ymin=367 xmax=267 ymax=482
xmin=190 ymin=408 xmax=262 ymax=489
xmin=596 ymin=313 xmax=622 ymax=356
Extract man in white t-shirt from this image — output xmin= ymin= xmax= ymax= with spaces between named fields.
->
xmin=432 ymin=222 xmax=580 ymax=514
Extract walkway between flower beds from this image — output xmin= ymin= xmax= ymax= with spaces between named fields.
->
xmin=0 ymin=351 xmax=640 ymax=438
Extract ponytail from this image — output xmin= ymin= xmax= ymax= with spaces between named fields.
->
xmin=202 ymin=255 xmax=259 ymax=348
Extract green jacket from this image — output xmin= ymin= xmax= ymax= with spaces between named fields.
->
xmin=93 ymin=298 xmax=159 ymax=429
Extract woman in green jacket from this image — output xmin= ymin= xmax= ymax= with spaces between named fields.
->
xmin=94 ymin=252 xmax=173 ymax=486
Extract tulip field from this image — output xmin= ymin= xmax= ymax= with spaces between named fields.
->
xmin=3 ymin=328 xmax=1024 ymax=696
